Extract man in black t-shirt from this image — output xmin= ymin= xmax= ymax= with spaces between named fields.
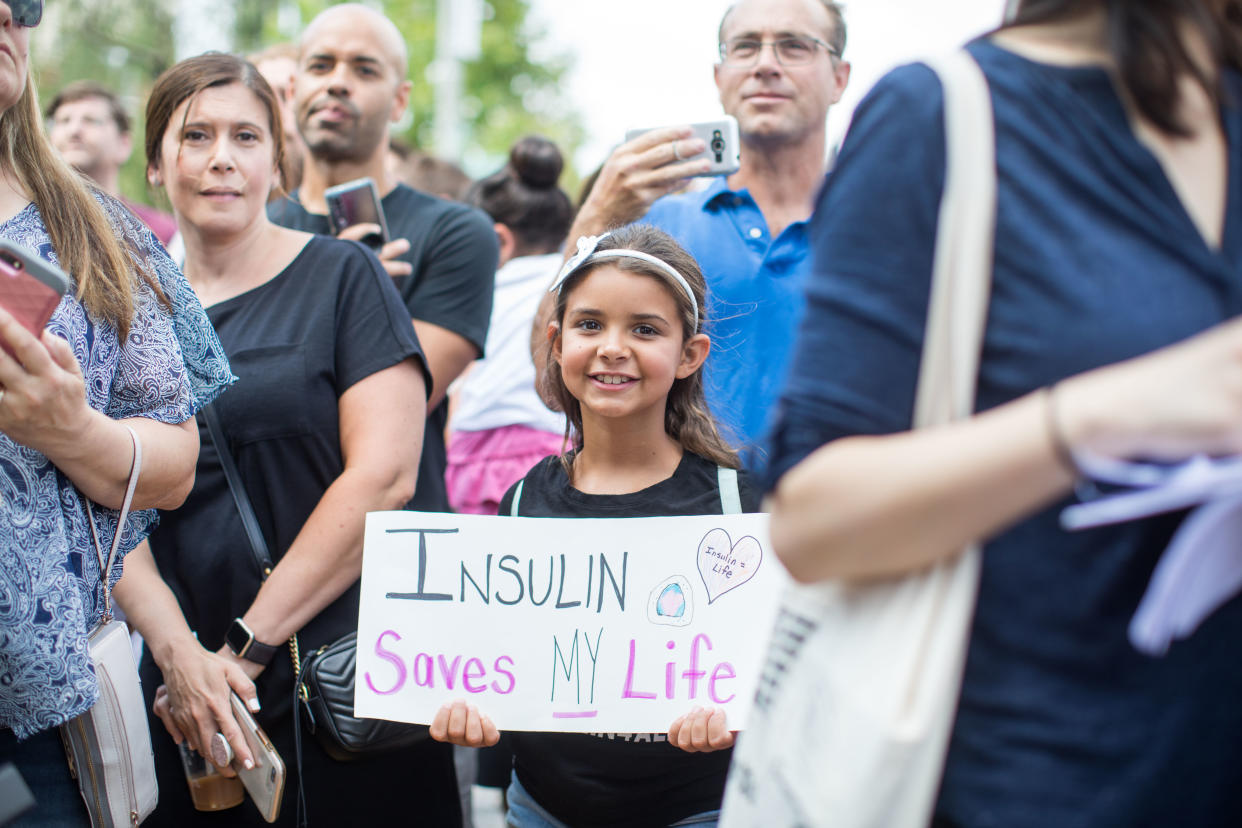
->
xmin=268 ymin=4 xmax=498 ymax=513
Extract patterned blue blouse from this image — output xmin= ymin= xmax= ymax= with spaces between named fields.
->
xmin=0 ymin=197 xmax=233 ymax=739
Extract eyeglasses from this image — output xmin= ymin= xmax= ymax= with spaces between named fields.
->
xmin=4 ymin=0 xmax=42 ymax=27
xmin=719 ymin=35 xmax=839 ymax=67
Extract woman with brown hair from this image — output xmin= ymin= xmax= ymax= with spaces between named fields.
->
xmin=113 ymin=52 xmax=460 ymax=826
xmin=764 ymin=0 xmax=1242 ymax=824
xmin=0 ymin=1 xmax=232 ymax=824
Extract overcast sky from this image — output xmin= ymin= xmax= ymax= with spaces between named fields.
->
xmin=528 ymin=0 xmax=1009 ymax=172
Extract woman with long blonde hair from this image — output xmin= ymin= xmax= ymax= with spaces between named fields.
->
xmin=0 ymin=2 xmax=232 ymax=823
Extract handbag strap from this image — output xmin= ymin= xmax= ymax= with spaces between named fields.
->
xmin=85 ymin=424 xmax=142 ymax=624
xmin=914 ymin=49 xmax=997 ymax=429
xmin=201 ymin=403 xmax=274 ymax=577
xmin=294 ymin=668 xmax=309 ymax=827
xmin=202 ymin=404 xmax=312 ymax=823
xmin=202 ymin=403 xmax=303 ymax=667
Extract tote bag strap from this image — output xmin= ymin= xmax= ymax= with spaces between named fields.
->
xmin=890 ymin=47 xmax=995 ymax=824
xmin=85 ymin=424 xmax=142 ymax=624
xmin=914 ymin=49 xmax=997 ymax=428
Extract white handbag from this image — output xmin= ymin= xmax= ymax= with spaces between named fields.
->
xmin=60 ymin=425 xmax=159 ymax=827
xmin=720 ymin=49 xmax=996 ymax=828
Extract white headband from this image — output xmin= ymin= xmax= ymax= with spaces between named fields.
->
xmin=549 ymin=233 xmax=699 ymax=328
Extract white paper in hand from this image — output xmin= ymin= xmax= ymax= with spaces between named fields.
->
xmin=1057 ymin=453 xmax=1242 ymax=655
xmin=1128 ymin=495 xmax=1242 ymax=655
xmin=1060 ymin=454 xmax=1242 ymax=530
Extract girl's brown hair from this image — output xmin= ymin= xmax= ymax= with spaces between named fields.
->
xmin=145 ymin=53 xmax=288 ymax=200
xmin=545 ymin=224 xmax=741 ymax=473
xmin=1 ymin=76 xmax=162 ymax=339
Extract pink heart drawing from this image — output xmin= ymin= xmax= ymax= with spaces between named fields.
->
xmin=696 ymin=528 xmax=762 ymax=603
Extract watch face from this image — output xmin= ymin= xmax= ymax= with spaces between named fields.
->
xmin=226 ymin=620 xmax=252 ymax=655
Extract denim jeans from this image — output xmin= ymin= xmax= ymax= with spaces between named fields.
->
xmin=0 ymin=727 xmax=90 ymax=827
xmin=505 ymin=771 xmax=719 ymax=828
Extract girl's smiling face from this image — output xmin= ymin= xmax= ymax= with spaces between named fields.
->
xmin=553 ymin=264 xmax=709 ymax=429
xmin=153 ymin=83 xmax=279 ymax=239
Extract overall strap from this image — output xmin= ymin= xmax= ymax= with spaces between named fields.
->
xmin=717 ymin=466 xmax=742 ymax=515
xmin=201 ymin=403 xmax=273 ymax=577
xmin=510 ymin=480 xmax=525 ymax=516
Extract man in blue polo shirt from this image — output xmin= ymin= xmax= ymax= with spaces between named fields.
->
xmin=565 ymin=0 xmax=851 ymax=451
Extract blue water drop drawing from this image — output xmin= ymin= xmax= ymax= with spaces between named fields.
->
xmin=647 ymin=575 xmax=694 ymax=627
xmin=656 ymin=584 xmax=686 ymax=618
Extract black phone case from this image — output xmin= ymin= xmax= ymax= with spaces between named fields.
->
xmin=324 ymin=179 xmax=389 ymax=248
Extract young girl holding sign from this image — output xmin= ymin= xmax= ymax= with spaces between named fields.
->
xmin=431 ymin=225 xmax=759 ymax=827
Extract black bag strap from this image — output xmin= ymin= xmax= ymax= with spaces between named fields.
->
xmin=293 ymin=674 xmax=309 ymax=827
xmin=200 ymin=404 xmax=273 ymax=578
xmin=201 ymin=403 xmax=312 ymax=824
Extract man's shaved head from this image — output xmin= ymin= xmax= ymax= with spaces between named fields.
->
xmin=300 ymin=3 xmax=409 ymax=78
xmin=293 ymin=3 xmax=414 ymax=165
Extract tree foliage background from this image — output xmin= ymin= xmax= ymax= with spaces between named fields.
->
xmin=32 ymin=0 xmax=581 ymax=206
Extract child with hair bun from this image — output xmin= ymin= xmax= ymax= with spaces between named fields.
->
xmin=446 ymin=135 xmax=575 ymax=515
xmin=432 ymin=225 xmax=758 ymax=827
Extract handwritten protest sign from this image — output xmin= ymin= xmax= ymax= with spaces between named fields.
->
xmin=354 ymin=511 xmax=787 ymax=733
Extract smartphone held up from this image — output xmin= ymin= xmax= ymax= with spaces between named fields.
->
xmin=625 ymin=116 xmax=741 ymax=177
xmin=0 ymin=240 xmax=69 ymax=359
xmin=324 ymin=177 xmax=391 ymax=252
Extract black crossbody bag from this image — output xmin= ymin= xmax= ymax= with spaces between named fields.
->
xmin=200 ymin=405 xmax=429 ymax=796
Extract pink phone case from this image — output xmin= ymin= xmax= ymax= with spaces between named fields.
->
xmin=0 ymin=243 xmax=68 ymax=358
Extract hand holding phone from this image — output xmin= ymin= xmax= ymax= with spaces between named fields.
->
xmin=0 ymin=241 xmax=69 ymax=359
xmin=624 ymin=116 xmax=741 ymax=177
xmin=324 ymin=177 xmax=390 ymax=251
xmin=210 ymin=694 xmax=286 ymax=823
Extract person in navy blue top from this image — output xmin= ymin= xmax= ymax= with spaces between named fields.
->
xmin=763 ymin=2 xmax=1242 ymax=826
xmin=552 ymin=0 xmax=852 ymax=451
